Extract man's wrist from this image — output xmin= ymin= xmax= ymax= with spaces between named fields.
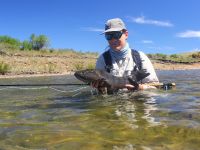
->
xmin=139 ymin=83 xmax=157 ymax=90
xmin=139 ymin=84 xmax=144 ymax=90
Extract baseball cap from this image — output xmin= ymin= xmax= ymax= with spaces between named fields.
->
xmin=104 ymin=18 xmax=126 ymax=33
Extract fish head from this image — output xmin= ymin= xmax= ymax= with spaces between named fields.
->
xmin=74 ymin=69 xmax=102 ymax=84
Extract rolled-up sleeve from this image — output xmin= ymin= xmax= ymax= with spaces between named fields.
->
xmin=139 ymin=51 xmax=159 ymax=83
xmin=95 ymin=54 xmax=106 ymax=71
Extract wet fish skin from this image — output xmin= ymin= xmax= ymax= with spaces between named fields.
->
xmin=74 ymin=69 xmax=150 ymax=89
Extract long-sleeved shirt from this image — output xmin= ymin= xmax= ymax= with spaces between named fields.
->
xmin=96 ymin=48 xmax=159 ymax=83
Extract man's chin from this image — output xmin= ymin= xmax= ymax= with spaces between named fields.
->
xmin=111 ymin=46 xmax=122 ymax=51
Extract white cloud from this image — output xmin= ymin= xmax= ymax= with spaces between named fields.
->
xmin=142 ymin=40 xmax=153 ymax=44
xmin=176 ymin=30 xmax=200 ymax=38
xmin=81 ymin=27 xmax=104 ymax=32
xmin=148 ymin=46 xmax=175 ymax=51
xmin=190 ymin=48 xmax=200 ymax=52
xmin=129 ymin=16 xmax=173 ymax=27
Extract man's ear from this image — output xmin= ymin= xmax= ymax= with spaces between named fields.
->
xmin=124 ymin=30 xmax=128 ymax=39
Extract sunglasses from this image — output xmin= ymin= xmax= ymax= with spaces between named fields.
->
xmin=105 ymin=31 xmax=124 ymax=41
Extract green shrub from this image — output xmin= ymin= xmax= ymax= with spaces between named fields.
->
xmin=170 ymin=54 xmax=178 ymax=59
xmin=87 ymin=63 xmax=95 ymax=70
xmin=21 ymin=40 xmax=32 ymax=50
xmin=74 ymin=63 xmax=84 ymax=71
xmin=155 ymin=53 xmax=167 ymax=60
xmin=191 ymin=52 xmax=200 ymax=58
xmin=0 ymin=62 xmax=10 ymax=75
xmin=49 ymin=49 xmax=54 ymax=53
xmin=147 ymin=54 xmax=153 ymax=58
xmin=30 ymin=34 xmax=49 ymax=50
xmin=47 ymin=63 xmax=56 ymax=73
xmin=0 ymin=35 xmax=21 ymax=49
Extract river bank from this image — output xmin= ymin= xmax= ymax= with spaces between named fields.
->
xmin=1 ymin=50 xmax=200 ymax=78
xmin=0 ymin=50 xmax=97 ymax=78
xmin=1 ymin=61 xmax=200 ymax=79
xmin=152 ymin=60 xmax=200 ymax=70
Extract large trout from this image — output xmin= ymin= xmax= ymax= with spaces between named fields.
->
xmin=74 ymin=69 xmax=150 ymax=90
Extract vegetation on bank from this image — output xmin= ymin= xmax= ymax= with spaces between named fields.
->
xmin=0 ymin=46 xmax=97 ymax=75
xmin=0 ymin=61 xmax=10 ymax=75
xmin=0 ymin=34 xmax=98 ymax=75
xmin=0 ymin=34 xmax=49 ymax=51
xmin=147 ymin=52 xmax=200 ymax=63
xmin=0 ymin=34 xmax=200 ymax=75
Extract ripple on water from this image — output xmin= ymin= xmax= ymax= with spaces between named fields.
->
xmin=0 ymin=71 xmax=200 ymax=149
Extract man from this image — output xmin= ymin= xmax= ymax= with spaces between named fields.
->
xmin=93 ymin=18 xmax=159 ymax=92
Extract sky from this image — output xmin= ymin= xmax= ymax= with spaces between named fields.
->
xmin=0 ymin=0 xmax=200 ymax=54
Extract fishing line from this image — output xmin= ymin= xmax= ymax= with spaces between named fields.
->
xmin=72 ymin=91 xmax=82 ymax=97
xmin=0 ymin=83 xmax=87 ymax=86
xmin=49 ymin=86 xmax=89 ymax=93
xmin=0 ymin=85 xmax=89 ymax=94
xmin=0 ymin=86 xmax=49 ymax=90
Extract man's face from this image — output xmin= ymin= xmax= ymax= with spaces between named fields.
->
xmin=105 ymin=30 xmax=128 ymax=51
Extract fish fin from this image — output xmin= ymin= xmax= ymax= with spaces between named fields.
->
xmin=128 ymin=78 xmax=139 ymax=91
xmin=135 ymin=69 xmax=150 ymax=81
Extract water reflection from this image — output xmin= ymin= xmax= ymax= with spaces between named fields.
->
xmin=113 ymin=91 xmax=162 ymax=129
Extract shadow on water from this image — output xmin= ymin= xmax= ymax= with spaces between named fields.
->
xmin=0 ymin=70 xmax=200 ymax=149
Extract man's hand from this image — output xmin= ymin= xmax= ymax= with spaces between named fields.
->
xmin=124 ymin=84 xmax=135 ymax=90
xmin=124 ymin=83 xmax=157 ymax=91
xmin=139 ymin=84 xmax=157 ymax=90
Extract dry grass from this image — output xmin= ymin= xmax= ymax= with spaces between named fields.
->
xmin=152 ymin=61 xmax=200 ymax=70
xmin=0 ymin=50 xmax=97 ymax=75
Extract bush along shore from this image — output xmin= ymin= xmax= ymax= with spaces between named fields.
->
xmin=0 ymin=35 xmax=97 ymax=77
xmin=1 ymin=35 xmax=200 ymax=77
xmin=148 ymin=52 xmax=200 ymax=70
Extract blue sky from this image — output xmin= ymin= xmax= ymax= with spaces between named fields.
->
xmin=1 ymin=0 xmax=200 ymax=54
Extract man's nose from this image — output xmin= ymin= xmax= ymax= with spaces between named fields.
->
xmin=110 ymin=38 xmax=118 ymax=42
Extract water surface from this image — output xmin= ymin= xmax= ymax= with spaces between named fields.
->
xmin=0 ymin=70 xmax=200 ymax=150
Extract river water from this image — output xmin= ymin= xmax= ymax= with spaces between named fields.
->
xmin=0 ymin=70 xmax=200 ymax=150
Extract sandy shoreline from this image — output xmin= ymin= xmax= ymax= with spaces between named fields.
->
xmin=0 ymin=72 xmax=74 ymax=79
xmin=152 ymin=61 xmax=200 ymax=71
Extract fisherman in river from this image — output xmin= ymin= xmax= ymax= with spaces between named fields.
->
xmin=92 ymin=18 xmax=159 ymax=93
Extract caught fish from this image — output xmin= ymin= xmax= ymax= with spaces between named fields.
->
xmin=74 ymin=69 xmax=150 ymax=90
